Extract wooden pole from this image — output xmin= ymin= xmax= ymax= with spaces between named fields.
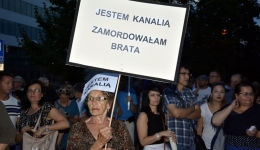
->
xmin=105 ymin=74 xmax=121 ymax=149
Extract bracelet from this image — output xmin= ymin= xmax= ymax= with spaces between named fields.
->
xmin=154 ymin=133 xmax=160 ymax=141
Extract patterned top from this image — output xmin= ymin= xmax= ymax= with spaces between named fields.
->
xmin=163 ymin=84 xmax=198 ymax=147
xmin=67 ymin=119 xmax=134 ymax=150
xmin=221 ymin=104 xmax=260 ymax=148
xmin=18 ymin=102 xmax=54 ymax=132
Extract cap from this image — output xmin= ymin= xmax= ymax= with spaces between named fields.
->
xmin=198 ymin=75 xmax=208 ymax=81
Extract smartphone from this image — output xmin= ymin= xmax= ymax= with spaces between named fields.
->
xmin=65 ymin=112 xmax=68 ymax=115
xmin=249 ymin=126 xmax=255 ymax=132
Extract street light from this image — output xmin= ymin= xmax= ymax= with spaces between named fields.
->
xmin=222 ymin=28 xmax=228 ymax=36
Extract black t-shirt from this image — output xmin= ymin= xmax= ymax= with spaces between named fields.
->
xmin=146 ymin=113 xmax=164 ymax=144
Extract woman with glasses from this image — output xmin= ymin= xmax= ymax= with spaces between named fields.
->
xmin=16 ymin=80 xmax=69 ymax=148
xmin=67 ymin=89 xmax=134 ymax=150
xmin=137 ymin=85 xmax=176 ymax=150
xmin=55 ymin=86 xmax=79 ymax=150
xmin=212 ymin=81 xmax=260 ymax=150
xmin=196 ymin=83 xmax=226 ymax=150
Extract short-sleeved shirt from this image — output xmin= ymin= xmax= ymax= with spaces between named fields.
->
xmin=163 ymin=85 xmax=198 ymax=147
xmin=216 ymin=103 xmax=260 ymax=148
xmin=117 ymin=88 xmax=137 ymax=120
xmin=1 ymin=96 xmax=21 ymax=127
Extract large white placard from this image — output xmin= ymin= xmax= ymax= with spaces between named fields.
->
xmin=66 ymin=0 xmax=189 ymax=82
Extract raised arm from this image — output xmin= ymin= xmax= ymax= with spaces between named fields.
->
xmin=212 ymin=100 xmax=238 ymax=126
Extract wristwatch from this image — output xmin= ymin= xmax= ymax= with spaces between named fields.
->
xmin=45 ymin=125 xmax=49 ymax=132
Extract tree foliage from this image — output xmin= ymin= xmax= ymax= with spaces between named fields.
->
xmin=19 ymin=0 xmax=85 ymax=83
xmin=19 ymin=0 xmax=260 ymax=82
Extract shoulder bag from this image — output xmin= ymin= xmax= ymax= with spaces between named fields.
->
xmin=23 ymin=105 xmax=58 ymax=150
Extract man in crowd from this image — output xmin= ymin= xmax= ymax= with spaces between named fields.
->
xmin=38 ymin=77 xmax=58 ymax=103
xmin=0 ymin=72 xmax=20 ymax=150
xmin=12 ymin=76 xmax=25 ymax=91
xmin=0 ymin=101 xmax=16 ymax=150
xmin=117 ymin=76 xmax=138 ymax=144
xmin=193 ymin=75 xmax=211 ymax=104
xmin=225 ymin=74 xmax=244 ymax=103
xmin=208 ymin=70 xmax=222 ymax=84
xmin=164 ymin=65 xmax=201 ymax=150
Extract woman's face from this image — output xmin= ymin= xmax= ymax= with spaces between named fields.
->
xmin=148 ymin=90 xmax=161 ymax=107
xmin=26 ymin=83 xmax=43 ymax=104
xmin=59 ymin=94 xmax=70 ymax=103
xmin=211 ymin=85 xmax=225 ymax=102
xmin=235 ymin=86 xmax=254 ymax=106
xmin=87 ymin=90 xmax=110 ymax=117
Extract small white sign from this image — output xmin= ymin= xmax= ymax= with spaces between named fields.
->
xmin=67 ymin=0 xmax=189 ymax=82
xmin=81 ymin=73 xmax=118 ymax=101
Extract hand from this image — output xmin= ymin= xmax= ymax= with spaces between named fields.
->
xmin=21 ymin=126 xmax=32 ymax=133
xmin=33 ymin=127 xmax=45 ymax=138
xmin=97 ymin=127 xmax=113 ymax=146
xmin=246 ymin=126 xmax=258 ymax=137
xmin=127 ymin=96 xmax=132 ymax=102
xmin=161 ymin=130 xmax=177 ymax=143
xmin=230 ymin=99 xmax=240 ymax=110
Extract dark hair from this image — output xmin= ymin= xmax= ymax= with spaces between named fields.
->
xmin=73 ymin=83 xmax=85 ymax=93
xmin=179 ymin=64 xmax=190 ymax=72
xmin=12 ymin=90 xmax=24 ymax=100
xmin=234 ymin=81 xmax=256 ymax=95
xmin=209 ymin=82 xmax=226 ymax=106
xmin=0 ymin=72 xmax=13 ymax=81
xmin=21 ymin=80 xmax=47 ymax=110
xmin=141 ymin=84 xmax=164 ymax=116
xmin=210 ymin=70 xmax=222 ymax=80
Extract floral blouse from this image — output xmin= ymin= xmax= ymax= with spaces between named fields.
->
xmin=18 ymin=102 xmax=54 ymax=132
xmin=67 ymin=119 xmax=134 ymax=150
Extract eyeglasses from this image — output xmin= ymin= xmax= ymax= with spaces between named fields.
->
xmin=238 ymin=92 xmax=254 ymax=97
xmin=58 ymin=89 xmax=70 ymax=93
xmin=87 ymin=96 xmax=107 ymax=102
xmin=179 ymin=73 xmax=192 ymax=76
xmin=27 ymin=89 xmax=41 ymax=94
xmin=149 ymin=94 xmax=162 ymax=98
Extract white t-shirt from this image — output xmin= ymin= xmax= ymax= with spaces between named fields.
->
xmin=194 ymin=87 xmax=211 ymax=104
xmin=200 ymin=103 xmax=215 ymax=149
xmin=1 ymin=96 xmax=20 ymax=127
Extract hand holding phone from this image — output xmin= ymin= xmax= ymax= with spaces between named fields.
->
xmin=249 ymin=126 xmax=255 ymax=132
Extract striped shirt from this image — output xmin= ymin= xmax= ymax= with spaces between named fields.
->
xmin=1 ymin=96 xmax=20 ymax=127
xmin=163 ymin=84 xmax=198 ymax=147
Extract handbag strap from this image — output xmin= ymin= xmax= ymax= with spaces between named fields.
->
xmin=32 ymin=103 xmax=47 ymax=132
xmin=160 ymin=114 xmax=166 ymax=150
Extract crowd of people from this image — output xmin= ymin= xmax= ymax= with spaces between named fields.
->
xmin=0 ymin=66 xmax=260 ymax=150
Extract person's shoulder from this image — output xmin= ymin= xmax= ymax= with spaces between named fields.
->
xmin=200 ymin=103 xmax=208 ymax=108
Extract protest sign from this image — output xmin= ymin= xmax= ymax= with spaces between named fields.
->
xmin=66 ymin=0 xmax=189 ymax=83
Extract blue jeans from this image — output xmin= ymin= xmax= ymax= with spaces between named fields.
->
xmin=176 ymin=144 xmax=196 ymax=150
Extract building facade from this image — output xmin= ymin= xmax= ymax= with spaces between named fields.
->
xmin=0 ymin=0 xmax=52 ymax=81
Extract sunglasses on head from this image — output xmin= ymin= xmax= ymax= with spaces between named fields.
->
xmin=58 ymin=88 xmax=70 ymax=93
